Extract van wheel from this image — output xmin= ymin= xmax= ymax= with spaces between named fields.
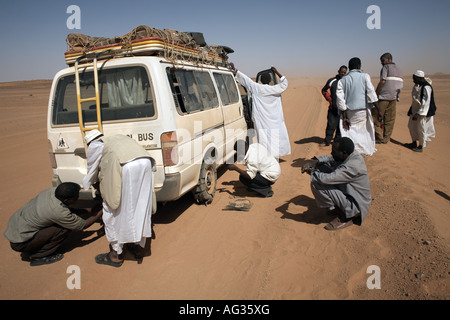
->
xmin=193 ymin=159 xmax=217 ymax=205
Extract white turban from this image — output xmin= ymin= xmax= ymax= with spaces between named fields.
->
xmin=414 ymin=70 xmax=425 ymax=78
xmin=85 ymin=129 xmax=103 ymax=144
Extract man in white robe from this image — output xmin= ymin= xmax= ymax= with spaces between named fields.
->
xmin=228 ymin=141 xmax=281 ymax=197
xmin=406 ymin=70 xmax=436 ymax=152
xmin=336 ymin=57 xmax=381 ymax=157
xmin=82 ymin=130 xmax=155 ymax=267
xmin=231 ymin=63 xmax=291 ymax=158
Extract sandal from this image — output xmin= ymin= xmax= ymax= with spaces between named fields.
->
xmin=126 ymin=244 xmax=145 ymax=261
xmin=95 ymin=252 xmax=123 ymax=268
xmin=325 ymin=216 xmax=353 ymax=231
xmin=30 ymin=253 xmax=64 ymax=266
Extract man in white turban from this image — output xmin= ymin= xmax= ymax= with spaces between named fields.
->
xmin=406 ymin=70 xmax=437 ymax=152
xmin=83 ymin=130 xmax=156 ymax=267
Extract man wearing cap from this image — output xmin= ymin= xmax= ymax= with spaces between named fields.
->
xmin=83 ymin=130 xmax=155 ymax=267
xmin=406 ymin=71 xmax=437 ymax=152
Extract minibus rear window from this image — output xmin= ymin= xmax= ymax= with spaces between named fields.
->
xmin=52 ymin=66 xmax=155 ymax=125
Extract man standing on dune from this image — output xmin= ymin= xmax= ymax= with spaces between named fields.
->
xmin=230 ymin=63 xmax=291 ymax=158
xmin=406 ymin=70 xmax=436 ymax=153
xmin=336 ymin=57 xmax=381 ymax=157
xmin=373 ymin=53 xmax=403 ymax=144
xmin=321 ymin=65 xmax=348 ymax=146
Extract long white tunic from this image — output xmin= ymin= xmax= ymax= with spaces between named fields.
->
xmin=244 ymin=143 xmax=281 ymax=183
xmin=236 ymin=71 xmax=291 ymax=157
xmin=336 ymin=71 xmax=378 ymax=157
xmin=408 ymin=81 xmax=435 ymax=147
xmin=83 ymin=140 xmax=154 ymax=254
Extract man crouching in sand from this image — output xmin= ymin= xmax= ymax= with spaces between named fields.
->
xmin=301 ymin=137 xmax=371 ymax=231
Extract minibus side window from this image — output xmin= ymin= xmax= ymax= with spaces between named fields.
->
xmin=194 ymin=71 xmax=219 ymax=110
xmin=213 ymin=73 xmax=239 ymax=106
xmin=168 ymin=68 xmax=218 ymax=114
xmin=174 ymin=70 xmax=203 ymax=113
xmin=222 ymin=74 xmax=239 ymax=104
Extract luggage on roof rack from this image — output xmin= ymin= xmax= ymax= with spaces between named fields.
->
xmin=65 ymin=25 xmax=233 ymax=68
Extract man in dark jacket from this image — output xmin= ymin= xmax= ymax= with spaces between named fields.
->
xmin=321 ymin=66 xmax=348 ymax=146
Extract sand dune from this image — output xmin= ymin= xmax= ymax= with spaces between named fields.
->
xmin=0 ymin=75 xmax=448 ymax=300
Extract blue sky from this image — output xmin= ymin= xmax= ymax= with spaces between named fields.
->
xmin=0 ymin=0 xmax=449 ymax=82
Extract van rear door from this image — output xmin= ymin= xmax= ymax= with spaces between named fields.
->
xmin=48 ymin=64 xmax=164 ymax=189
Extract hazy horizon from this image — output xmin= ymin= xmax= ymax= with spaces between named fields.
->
xmin=1 ymin=0 xmax=449 ymax=82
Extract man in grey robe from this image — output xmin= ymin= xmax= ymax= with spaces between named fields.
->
xmin=302 ymin=137 xmax=371 ymax=231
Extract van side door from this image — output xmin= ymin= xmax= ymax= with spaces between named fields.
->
xmin=167 ymin=67 xmax=225 ymax=167
xmin=213 ymin=72 xmax=246 ymax=162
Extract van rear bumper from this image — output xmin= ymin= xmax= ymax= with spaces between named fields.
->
xmin=52 ymin=174 xmax=99 ymax=201
xmin=155 ymin=172 xmax=182 ymax=202
xmin=52 ymin=173 xmax=183 ymax=203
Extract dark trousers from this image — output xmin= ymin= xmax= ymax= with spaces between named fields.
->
xmin=373 ymin=100 xmax=396 ymax=143
xmin=325 ymin=109 xmax=341 ymax=145
xmin=10 ymin=225 xmax=70 ymax=260
xmin=239 ymin=173 xmax=274 ymax=197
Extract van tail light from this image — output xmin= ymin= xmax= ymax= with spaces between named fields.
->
xmin=161 ymin=131 xmax=178 ymax=166
xmin=48 ymin=139 xmax=57 ymax=169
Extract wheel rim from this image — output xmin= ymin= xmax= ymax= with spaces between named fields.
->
xmin=205 ymin=166 xmax=216 ymax=194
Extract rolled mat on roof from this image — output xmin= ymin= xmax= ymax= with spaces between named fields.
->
xmin=66 ymin=25 xmax=233 ymax=57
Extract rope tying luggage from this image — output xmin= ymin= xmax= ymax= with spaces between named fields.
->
xmin=66 ymin=25 xmax=231 ymax=68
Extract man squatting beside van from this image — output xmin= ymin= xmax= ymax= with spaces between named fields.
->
xmin=83 ymin=130 xmax=156 ymax=268
xmin=4 ymin=183 xmax=103 ymax=266
xmin=228 ymin=141 xmax=281 ymax=198
xmin=302 ymin=137 xmax=371 ymax=231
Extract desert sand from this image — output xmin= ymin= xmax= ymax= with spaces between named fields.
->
xmin=0 ymin=74 xmax=449 ymax=300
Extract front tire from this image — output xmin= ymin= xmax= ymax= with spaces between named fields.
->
xmin=193 ymin=159 xmax=217 ymax=205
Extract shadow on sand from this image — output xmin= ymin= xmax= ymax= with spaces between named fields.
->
xmin=294 ymin=136 xmax=323 ymax=145
xmin=275 ymin=194 xmax=334 ymax=226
